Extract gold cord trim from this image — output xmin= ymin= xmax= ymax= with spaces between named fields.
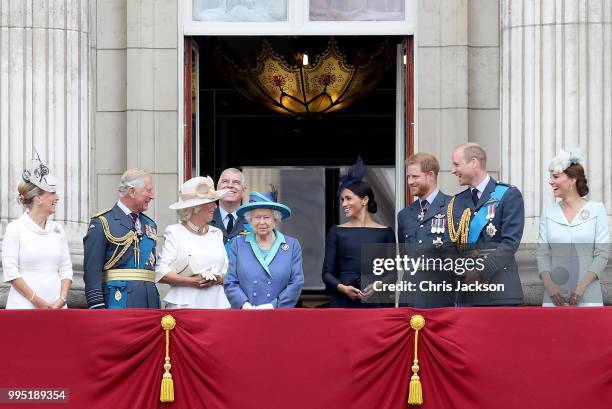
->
xmin=98 ymin=215 xmax=140 ymax=270
xmin=446 ymin=197 xmax=471 ymax=251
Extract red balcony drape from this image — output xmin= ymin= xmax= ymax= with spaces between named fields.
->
xmin=2 ymin=307 xmax=612 ymax=409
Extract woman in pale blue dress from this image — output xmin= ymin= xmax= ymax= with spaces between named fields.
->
xmin=537 ymin=148 xmax=609 ymax=306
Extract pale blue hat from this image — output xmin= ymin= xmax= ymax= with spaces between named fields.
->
xmin=236 ymin=191 xmax=291 ymax=220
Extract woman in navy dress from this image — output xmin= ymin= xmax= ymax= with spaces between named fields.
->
xmin=322 ymin=159 xmax=396 ymax=308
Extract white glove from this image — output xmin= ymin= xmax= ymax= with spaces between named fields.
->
xmin=242 ymin=302 xmax=254 ymax=309
xmin=253 ymin=303 xmax=274 ymax=310
xmin=200 ymin=267 xmax=217 ymax=281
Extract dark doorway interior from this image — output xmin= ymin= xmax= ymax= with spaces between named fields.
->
xmin=196 ymin=35 xmax=400 ymax=174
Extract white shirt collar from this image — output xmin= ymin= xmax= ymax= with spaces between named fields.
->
xmin=472 ymin=175 xmax=491 ymax=196
xmin=419 ymin=188 xmax=439 ymax=205
xmin=218 ymin=206 xmax=237 ymax=222
xmin=117 ymin=200 xmax=133 ymax=215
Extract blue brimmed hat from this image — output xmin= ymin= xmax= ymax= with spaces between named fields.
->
xmin=236 ymin=191 xmax=291 ymax=220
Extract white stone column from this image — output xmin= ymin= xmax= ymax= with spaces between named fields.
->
xmin=501 ymin=0 xmax=612 ymax=238
xmin=417 ymin=0 xmax=501 ymax=194
xmin=417 ymin=0 xmax=470 ymax=194
xmin=0 ymin=0 xmax=91 ymax=243
xmin=125 ymin=0 xmax=179 ymax=231
xmin=93 ymin=0 xmax=180 ymax=232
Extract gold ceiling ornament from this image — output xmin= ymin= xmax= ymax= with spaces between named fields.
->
xmin=217 ymin=38 xmax=391 ymax=116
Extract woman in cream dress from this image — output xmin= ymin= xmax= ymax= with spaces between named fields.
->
xmin=537 ymin=149 xmax=609 ymax=307
xmin=2 ymin=155 xmax=73 ymax=309
xmin=155 ymin=176 xmax=231 ymax=309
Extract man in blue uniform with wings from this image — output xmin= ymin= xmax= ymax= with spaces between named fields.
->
xmin=83 ymin=169 xmax=160 ymax=309
xmin=448 ymin=143 xmax=525 ymax=306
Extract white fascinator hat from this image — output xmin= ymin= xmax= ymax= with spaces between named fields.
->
xmin=21 ymin=151 xmax=58 ymax=193
xmin=548 ymin=147 xmax=584 ymax=173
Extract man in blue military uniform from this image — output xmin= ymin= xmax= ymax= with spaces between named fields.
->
xmin=448 ymin=143 xmax=524 ymax=306
xmin=83 ymin=169 xmax=160 ymax=309
xmin=397 ymin=152 xmax=454 ymax=307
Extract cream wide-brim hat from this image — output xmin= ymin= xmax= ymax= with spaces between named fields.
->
xmin=169 ymin=176 xmax=230 ymax=210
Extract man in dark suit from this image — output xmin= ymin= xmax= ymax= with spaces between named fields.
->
xmin=397 ymin=153 xmax=454 ymax=307
xmin=83 ymin=169 xmax=160 ymax=309
xmin=449 ymin=143 xmax=524 ymax=306
xmin=209 ymin=168 xmax=249 ymax=245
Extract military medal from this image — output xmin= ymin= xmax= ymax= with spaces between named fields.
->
xmin=114 ymin=289 xmax=122 ymax=301
xmin=433 ymin=214 xmax=446 ymax=234
xmin=485 ymin=223 xmax=497 ymax=238
xmin=485 ymin=204 xmax=497 ymax=238
xmin=418 ymin=200 xmax=428 ymax=221
xmin=147 ymin=252 xmax=156 ymax=268
xmin=145 ymin=224 xmax=157 ymax=240
xmin=432 ymin=236 xmax=443 ymax=248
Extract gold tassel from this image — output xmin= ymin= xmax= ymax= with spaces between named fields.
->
xmin=408 ymin=314 xmax=426 ymax=406
xmin=160 ymin=315 xmax=176 ymax=403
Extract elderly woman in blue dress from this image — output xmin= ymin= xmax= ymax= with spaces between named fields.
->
xmin=537 ymin=148 xmax=609 ymax=306
xmin=224 ymin=192 xmax=304 ymax=309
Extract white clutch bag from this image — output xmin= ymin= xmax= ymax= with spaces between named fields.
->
xmin=170 ymin=255 xmax=201 ymax=277
xmin=170 ymin=255 xmax=224 ymax=281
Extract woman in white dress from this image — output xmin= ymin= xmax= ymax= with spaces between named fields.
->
xmin=2 ymin=155 xmax=73 ymax=309
xmin=155 ymin=176 xmax=232 ymax=308
xmin=537 ymin=148 xmax=609 ymax=307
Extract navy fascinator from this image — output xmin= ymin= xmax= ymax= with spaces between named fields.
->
xmin=338 ymin=156 xmax=366 ymax=195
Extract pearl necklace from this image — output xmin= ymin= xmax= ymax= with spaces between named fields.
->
xmin=186 ymin=220 xmax=208 ymax=235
